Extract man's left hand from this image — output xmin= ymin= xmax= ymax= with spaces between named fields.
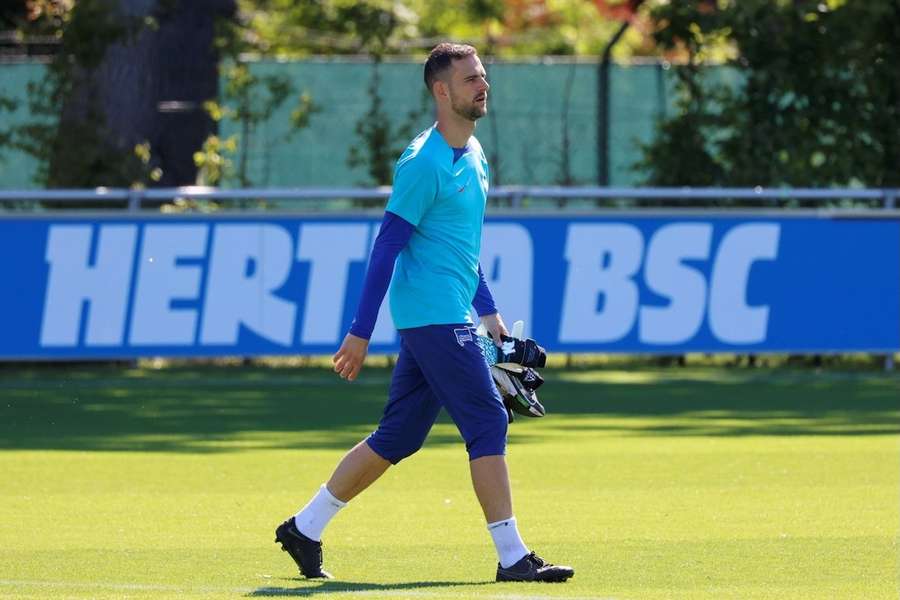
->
xmin=333 ymin=333 xmax=369 ymax=381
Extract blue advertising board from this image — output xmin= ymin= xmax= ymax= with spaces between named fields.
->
xmin=0 ymin=213 xmax=897 ymax=358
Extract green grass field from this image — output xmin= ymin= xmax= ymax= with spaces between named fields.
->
xmin=1 ymin=364 xmax=898 ymax=599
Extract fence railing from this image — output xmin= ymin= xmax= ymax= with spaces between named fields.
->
xmin=0 ymin=186 xmax=897 ymax=211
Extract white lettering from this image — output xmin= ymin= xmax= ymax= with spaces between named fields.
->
xmin=297 ymin=223 xmax=369 ymax=344
xmin=40 ymin=225 xmax=136 ymax=347
xmin=709 ymin=223 xmax=780 ymax=344
xmin=130 ymin=225 xmax=207 ymax=345
xmin=200 ymin=224 xmax=296 ymax=346
xmin=560 ymin=224 xmax=643 ymax=342
xmin=639 ymin=224 xmax=712 ymax=344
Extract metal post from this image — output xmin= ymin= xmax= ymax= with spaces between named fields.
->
xmin=127 ymin=189 xmax=141 ymax=212
xmin=879 ymin=190 xmax=897 ymax=372
xmin=597 ymin=20 xmax=631 ymax=187
xmin=882 ymin=193 xmax=896 ymax=373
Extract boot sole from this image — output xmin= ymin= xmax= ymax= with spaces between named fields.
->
xmin=496 ymin=569 xmax=574 ymax=582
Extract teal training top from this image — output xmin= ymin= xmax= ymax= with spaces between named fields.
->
xmin=385 ymin=124 xmax=490 ymax=329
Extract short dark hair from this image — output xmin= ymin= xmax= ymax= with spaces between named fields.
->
xmin=424 ymin=43 xmax=477 ymax=92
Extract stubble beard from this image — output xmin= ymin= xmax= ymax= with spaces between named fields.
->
xmin=450 ymin=91 xmax=487 ymax=122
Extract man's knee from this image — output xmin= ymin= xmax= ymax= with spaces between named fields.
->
xmin=465 ymin=410 xmax=508 ymax=461
xmin=366 ymin=431 xmax=428 ymax=465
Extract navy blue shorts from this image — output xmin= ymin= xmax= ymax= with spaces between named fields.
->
xmin=366 ymin=324 xmax=508 ymax=463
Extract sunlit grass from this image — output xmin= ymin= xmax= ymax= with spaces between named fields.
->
xmin=1 ymin=365 xmax=898 ymax=599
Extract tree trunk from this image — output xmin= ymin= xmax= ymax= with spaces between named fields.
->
xmin=48 ymin=0 xmax=235 ymax=189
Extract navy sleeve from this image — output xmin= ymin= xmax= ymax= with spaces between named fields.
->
xmin=348 ymin=211 xmax=414 ymax=340
xmin=472 ymin=263 xmax=498 ymax=317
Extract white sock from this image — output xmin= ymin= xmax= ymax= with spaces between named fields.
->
xmin=293 ymin=484 xmax=347 ymax=541
xmin=487 ymin=517 xmax=529 ymax=568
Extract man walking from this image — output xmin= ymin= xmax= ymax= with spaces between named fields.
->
xmin=275 ymin=42 xmax=574 ymax=584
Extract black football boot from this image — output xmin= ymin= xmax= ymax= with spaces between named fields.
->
xmin=274 ymin=518 xmax=332 ymax=579
xmin=496 ymin=551 xmax=574 ymax=582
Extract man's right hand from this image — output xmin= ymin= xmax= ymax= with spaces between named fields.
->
xmin=333 ymin=333 xmax=369 ymax=382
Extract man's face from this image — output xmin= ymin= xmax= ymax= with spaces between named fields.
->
xmin=445 ymin=54 xmax=490 ymax=121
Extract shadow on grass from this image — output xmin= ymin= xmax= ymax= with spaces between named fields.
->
xmin=0 ymin=365 xmax=897 ymax=452
xmin=528 ymin=370 xmax=900 ymax=438
xmin=248 ymin=578 xmax=492 ymax=596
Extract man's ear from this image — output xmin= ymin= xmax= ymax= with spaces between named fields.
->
xmin=432 ymin=79 xmax=449 ymax=101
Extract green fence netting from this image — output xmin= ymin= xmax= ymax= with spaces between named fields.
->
xmin=0 ymin=58 xmax=739 ymax=189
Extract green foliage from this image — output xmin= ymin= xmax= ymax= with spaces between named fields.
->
xmin=633 ymin=61 xmax=728 ymax=187
xmin=7 ymin=0 xmax=159 ymax=188
xmin=236 ymin=0 xmax=411 ymax=55
xmin=0 ymin=95 xmax=17 ymax=161
xmin=291 ymin=92 xmax=317 ymax=129
xmin=4 ymin=0 xmax=316 ymax=190
xmin=236 ymin=0 xmax=659 ymax=58
xmin=200 ymin=62 xmax=317 ymax=187
xmin=640 ymin=0 xmax=900 ymax=188
xmin=195 ymin=14 xmax=319 ymax=189
xmin=465 ymin=0 xmax=505 ymax=22
xmin=192 ymin=134 xmax=238 ymax=186
xmin=346 ymin=60 xmax=429 ymax=186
